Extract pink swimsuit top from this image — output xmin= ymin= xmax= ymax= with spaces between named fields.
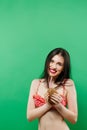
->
xmin=33 ymin=80 xmax=67 ymax=107
xmin=33 ymin=94 xmax=46 ymax=107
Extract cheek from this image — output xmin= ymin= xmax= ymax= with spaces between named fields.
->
xmin=49 ymin=62 xmax=52 ymax=66
xmin=57 ymin=66 xmax=63 ymax=71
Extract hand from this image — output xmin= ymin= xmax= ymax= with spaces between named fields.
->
xmin=50 ymin=93 xmax=63 ymax=105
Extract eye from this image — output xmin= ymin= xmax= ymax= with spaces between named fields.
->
xmin=57 ymin=62 xmax=63 ymax=66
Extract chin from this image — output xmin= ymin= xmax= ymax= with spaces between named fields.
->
xmin=49 ymin=73 xmax=59 ymax=77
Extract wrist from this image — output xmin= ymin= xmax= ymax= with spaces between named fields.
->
xmin=54 ymin=103 xmax=62 ymax=111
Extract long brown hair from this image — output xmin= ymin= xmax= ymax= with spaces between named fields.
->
xmin=41 ymin=48 xmax=71 ymax=85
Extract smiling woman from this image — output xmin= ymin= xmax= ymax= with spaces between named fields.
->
xmin=27 ymin=48 xmax=78 ymax=130
xmin=48 ymin=54 xmax=64 ymax=77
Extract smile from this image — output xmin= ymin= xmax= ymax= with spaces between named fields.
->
xmin=49 ymin=68 xmax=57 ymax=74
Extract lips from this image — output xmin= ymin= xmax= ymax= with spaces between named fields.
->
xmin=49 ymin=68 xmax=57 ymax=74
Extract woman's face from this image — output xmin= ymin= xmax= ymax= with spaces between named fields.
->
xmin=48 ymin=54 xmax=64 ymax=78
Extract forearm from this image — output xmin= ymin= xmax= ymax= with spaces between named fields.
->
xmin=54 ymin=103 xmax=77 ymax=124
xmin=27 ymin=103 xmax=51 ymax=121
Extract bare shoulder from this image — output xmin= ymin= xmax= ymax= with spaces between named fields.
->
xmin=31 ymin=79 xmax=40 ymax=84
xmin=31 ymin=78 xmax=45 ymax=84
xmin=28 ymin=79 xmax=40 ymax=96
xmin=65 ymin=79 xmax=76 ymax=93
xmin=30 ymin=79 xmax=40 ymax=88
xmin=65 ymin=79 xmax=75 ymax=86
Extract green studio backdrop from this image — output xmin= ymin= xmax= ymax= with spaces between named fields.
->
xmin=0 ymin=0 xmax=87 ymax=130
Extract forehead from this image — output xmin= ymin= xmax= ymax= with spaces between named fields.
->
xmin=51 ymin=54 xmax=64 ymax=63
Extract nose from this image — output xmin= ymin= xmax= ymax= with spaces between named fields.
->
xmin=52 ymin=63 xmax=57 ymax=68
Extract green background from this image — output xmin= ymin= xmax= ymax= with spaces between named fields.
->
xmin=0 ymin=0 xmax=87 ymax=130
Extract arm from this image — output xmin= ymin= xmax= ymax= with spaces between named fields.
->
xmin=51 ymin=79 xmax=78 ymax=124
xmin=27 ymin=79 xmax=52 ymax=121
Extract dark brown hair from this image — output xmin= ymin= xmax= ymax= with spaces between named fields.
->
xmin=41 ymin=48 xmax=71 ymax=84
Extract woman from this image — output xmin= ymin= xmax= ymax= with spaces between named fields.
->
xmin=27 ymin=48 xmax=78 ymax=130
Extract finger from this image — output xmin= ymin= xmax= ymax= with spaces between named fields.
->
xmin=51 ymin=95 xmax=62 ymax=103
xmin=50 ymin=97 xmax=59 ymax=104
xmin=51 ymin=94 xmax=62 ymax=100
xmin=50 ymin=99 xmax=58 ymax=105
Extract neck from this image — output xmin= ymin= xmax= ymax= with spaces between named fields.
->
xmin=48 ymin=77 xmax=55 ymax=88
